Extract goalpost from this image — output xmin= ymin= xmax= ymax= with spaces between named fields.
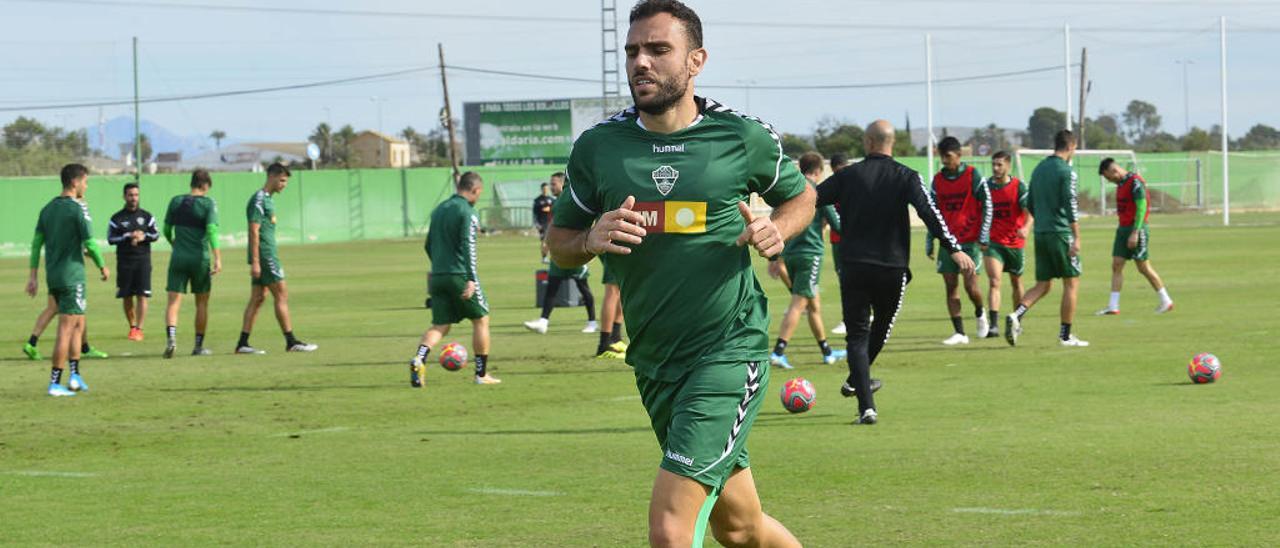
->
xmin=1015 ymin=149 xmax=1138 ymax=217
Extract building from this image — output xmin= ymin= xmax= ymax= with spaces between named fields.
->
xmin=177 ymin=142 xmax=308 ymax=172
xmin=351 ymin=131 xmax=412 ymax=168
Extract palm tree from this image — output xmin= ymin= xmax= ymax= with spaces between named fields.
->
xmin=209 ymin=129 xmax=226 ymax=150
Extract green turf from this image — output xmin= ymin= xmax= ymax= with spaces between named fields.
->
xmin=2 ymin=212 xmax=1277 ymax=546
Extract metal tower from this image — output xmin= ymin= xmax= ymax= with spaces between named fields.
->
xmin=601 ymin=0 xmax=622 ymax=117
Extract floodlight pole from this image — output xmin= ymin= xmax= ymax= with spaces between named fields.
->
xmin=132 ymin=36 xmax=141 ymax=182
xmin=1219 ymin=16 xmax=1230 ymax=226
xmin=1063 ymin=24 xmax=1072 ymax=132
xmin=925 ymin=33 xmax=934 ymax=176
xmin=438 ymin=43 xmax=461 ymax=182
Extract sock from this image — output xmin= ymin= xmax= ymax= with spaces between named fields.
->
xmin=1014 ymin=304 xmax=1028 ymax=320
xmin=415 ymin=344 xmax=431 ymax=362
xmin=69 ymin=359 xmax=79 ymax=376
xmin=284 ymin=331 xmax=300 ymax=346
xmin=818 ymin=339 xmax=832 ymax=357
xmin=1157 ymin=287 xmax=1172 ymax=304
xmin=194 ymin=333 xmax=205 ymax=348
xmin=974 ymin=306 xmax=986 ymax=319
xmin=598 ymin=332 xmax=611 ymax=354
xmin=167 ymin=325 xmax=177 ymax=341
xmin=475 ymin=354 xmax=488 ymax=377
xmin=1060 ymin=323 xmax=1072 ymax=341
xmin=50 ymin=367 xmax=63 ymax=385
xmin=988 ymin=310 xmax=999 ymax=327
xmin=950 ymin=316 xmax=965 ymax=335
xmin=237 ymin=332 xmax=250 ymax=348
xmin=611 ymin=323 xmax=623 ymax=344
xmin=81 ymin=341 xmax=90 ymax=353
xmin=28 ymin=334 xmax=38 ymax=346
xmin=1109 ymin=291 xmax=1121 ymax=310
xmin=773 ymin=338 xmax=788 ymax=356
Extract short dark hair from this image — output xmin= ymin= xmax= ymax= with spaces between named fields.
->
xmin=829 ymin=153 xmax=850 ymax=170
xmin=798 ymin=152 xmax=824 ymax=176
xmin=630 ymin=0 xmax=703 ymax=49
xmin=458 ymin=171 xmax=483 ymax=192
xmin=190 ymin=169 xmax=212 ymax=189
xmin=267 ymin=162 xmax=291 ymax=177
xmin=123 ymin=182 xmax=140 ymax=195
xmin=1054 ymin=129 xmax=1075 ymax=151
xmin=1098 ymin=157 xmax=1117 ymax=175
xmin=550 ymin=172 xmax=565 ymax=181
xmin=991 ymin=150 xmax=1011 ymax=163
xmin=60 ymin=163 xmax=88 ymax=188
xmin=937 ymin=136 xmax=962 ymax=156
xmin=540 ymin=183 xmax=549 ymax=189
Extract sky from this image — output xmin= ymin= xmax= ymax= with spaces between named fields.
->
xmin=3 ymin=0 xmax=1279 ymax=152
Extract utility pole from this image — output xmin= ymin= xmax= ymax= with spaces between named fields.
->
xmin=132 ymin=36 xmax=141 ymax=182
xmin=1176 ymin=59 xmax=1194 ymax=134
xmin=925 ymin=34 xmax=934 ymax=176
xmin=1077 ymin=48 xmax=1088 ymax=148
xmin=438 ymin=43 xmax=461 ymax=182
xmin=600 ymin=0 xmax=622 ymax=118
xmin=1063 ymin=24 xmax=1072 ymax=132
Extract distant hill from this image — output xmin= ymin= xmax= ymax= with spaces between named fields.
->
xmin=85 ymin=116 xmax=233 ymax=160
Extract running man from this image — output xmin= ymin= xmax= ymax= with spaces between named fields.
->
xmin=546 ymin=2 xmax=810 ymax=545
xmin=109 ymin=182 xmax=159 ymax=340
xmin=522 ymin=261 xmax=598 ymax=334
xmin=25 ymin=163 xmax=109 ymax=396
xmin=768 ymin=151 xmax=846 ymax=369
xmin=1007 ymin=129 xmax=1089 ymax=347
xmin=827 ymin=152 xmax=850 ymax=336
xmin=927 ymin=136 xmax=991 ymax=345
xmin=980 ymin=151 xmax=1031 ymax=338
xmin=408 ymin=171 xmax=500 ymax=387
xmin=163 ymin=169 xmax=222 ymax=358
xmin=1096 ymin=158 xmax=1174 ymax=315
xmin=236 ymin=163 xmax=317 ymax=354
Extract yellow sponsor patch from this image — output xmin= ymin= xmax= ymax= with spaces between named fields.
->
xmin=633 ymin=201 xmax=707 ymax=234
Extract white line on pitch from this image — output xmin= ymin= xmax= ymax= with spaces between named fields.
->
xmin=605 ymin=395 xmax=641 ymax=402
xmin=6 ymin=470 xmax=98 ymax=478
xmin=952 ymin=507 xmax=1081 ymax=517
xmin=271 ymin=426 xmax=351 ymax=437
xmin=468 ymin=487 xmax=563 ymax=497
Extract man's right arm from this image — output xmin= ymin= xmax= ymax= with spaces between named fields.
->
xmin=26 ymin=230 xmax=43 ymax=296
xmin=107 ymin=216 xmax=128 ymax=246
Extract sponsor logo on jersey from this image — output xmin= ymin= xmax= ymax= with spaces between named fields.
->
xmin=652 ymin=165 xmax=678 ymax=196
xmin=652 ymin=143 xmax=685 ymax=154
xmin=632 ymin=201 xmax=707 ymax=234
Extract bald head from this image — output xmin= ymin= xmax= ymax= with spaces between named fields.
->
xmin=864 ymin=120 xmax=895 ymax=155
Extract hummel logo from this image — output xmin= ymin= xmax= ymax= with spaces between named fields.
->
xmin=665 ymin=449 xmax=694 ymax=466
xmin=652 ymin=143 xmax=685 ymax=154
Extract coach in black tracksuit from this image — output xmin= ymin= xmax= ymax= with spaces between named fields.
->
xmin=108 ymin=182 xmax=160 ymax=338
xmin=816 ymin=120 xmax=975 ymax=424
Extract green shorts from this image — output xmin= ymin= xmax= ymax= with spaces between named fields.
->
xmin=1112 ymin=226 xmax=1150 ymax=261
xmin=783 ymin=254 xmax=822 ymax=298
xmin=252 ymin=255 xmax=286 ymax=286
xmin=167 ymin=258 xmax=212 ymax=294
xmin=1034 ymin=232 xmax=1082 ymax=281
xmin=429 ymin=273 xmax=489 ymax=325
xmin=601 ymin=260 xmax=618 ymax=285
xmin=983 ymin=243 xmax=1026 ymax=277
xmin=549 ymin=262 xmax=588 ymax=280
xmin=636 ymin=361 xmax=769 ymax=490
xmin=49 ymin=284 xmax=86 ymax=315
xmin=937 ymin=242 xmax=983 ymax=275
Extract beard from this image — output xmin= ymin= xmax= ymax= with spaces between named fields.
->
xmin=630 ymin=72 xmax=689 ymax=116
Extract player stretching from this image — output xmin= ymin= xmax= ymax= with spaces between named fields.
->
xmin=236 ymin=163 xmax=317 ymax=354
xmin=1096 ymin=158 xmax=1174 ymax=315
xmin=109 ymin=182 xmax=159 ymax=340
xmin=26 ymin=163 xmax=109 ymax=396
xmin=1007 ymin=129 xmax=1088 ymax=347
xmin=547 ymin=2 xmax=809 ymax=545
xmin=827 ymin=152 xmax=851 ymax=336
xmin=980 ymin=151 xmax=1031 ymax=338
xmin=768 ymin=151 xmax=845 ymax=369
xmin=522 ymin=261 xmax=597 ymax=334
xmin=409 ymin=171 xmax=500 ymax=388
xmin=162 ymin=170 xmax=222 ymax=358
xmin=927 ymin=136 xmax=991 ymax=345
xmin=596 ymin=261 xmax=628 ymax=359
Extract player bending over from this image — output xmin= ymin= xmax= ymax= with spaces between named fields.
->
xmin=1096 ymin=158 xmax=1174 ymax=315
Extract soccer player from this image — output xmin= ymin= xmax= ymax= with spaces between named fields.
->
xmin=236 ymin=163 xmax=317 ymax=354
xmin=818 ymin=120 xmax=973 ymax=425
xmin=25 ymin=163 xmax=110 ymax=396
xmin=1096 ymin=158 xmax=1174 ymax=315
xmin=163 ymin=169 xmax=223 ymax=358
xmin=109 ymin=182 xmax=159 ymax=340
xmin=534 ymin=177 xmax=557 ymax=263
xmin=408 ymin=171 xmax=500 ymax=387
xmin=546 ymin=2 xmax=810 ymax=545
xmin=1007 ymin=129 xmax=1089 ymax=347
xmin=767 ymin=151 xmax=846 ymax=369
xmin=828 ymin=152 xmax=851 ymax=336
xmin=980 ymin=151 xmax=1031 ymax=338
xmin=927 ymin=136 xmax=991 ymax=345
xmin=522 ymin=261 xmax=597 ymax=334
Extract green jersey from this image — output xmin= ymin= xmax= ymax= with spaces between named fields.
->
xmin=164 ymin=194 xmax=219 ymax=262
xmin=246 ymin=189 xmax=278 ymax=262
xmin=1027 ymin=155 xmax=1079 ymax=234
xmin=781 ymin=182 xmax=839 ymax=259
xmin=34 ymin=196 xmax=96 ymax=289
xmin=426 ymin=194 xmax=479 ymax=281
xmin=553 ymin=97 xmax=807 ymax=382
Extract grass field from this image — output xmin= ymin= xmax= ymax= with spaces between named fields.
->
xmin=2 ymin=212 xmax=1278 ymax=546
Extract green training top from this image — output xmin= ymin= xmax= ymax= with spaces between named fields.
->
xmin=553 ymin=97 xmax=807 ymax=382
xmin=33 ymin=196 xmax=103 ymax=289
xmin=1027 ymin=155 xmax=1079 ymax=234
xmin=246 ymin=189 xmax=278 ymax=263
xmin=781 ymin=182 xmax=839 ymax=259
xmin=164 ymin=194 xmax=220 ymax=262
xmin=425 ymin=194 xmax=479 ymax=281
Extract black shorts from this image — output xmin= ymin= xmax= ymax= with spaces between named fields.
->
xmin=116 ymin=260 xmax=152 ymax=298
xmin=536 ymin=222 xmax=549 ymax=240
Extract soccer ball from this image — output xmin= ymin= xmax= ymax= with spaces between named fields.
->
xmin=1187 ymin=353 xmax=1221 ymax=384
xmin=780 ymin=377 xmax=816 ymax=413
xmin=439 ymin=343 xmax=468 ymax=372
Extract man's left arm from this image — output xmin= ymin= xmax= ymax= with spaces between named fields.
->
xmin=741 ymin=122 xmax=814 ymax=257
xmin=144 ymin=214 xmax=160 ymax=242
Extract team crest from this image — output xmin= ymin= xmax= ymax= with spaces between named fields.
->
xmin=652 ymin=165 xmax=679 ymax=196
